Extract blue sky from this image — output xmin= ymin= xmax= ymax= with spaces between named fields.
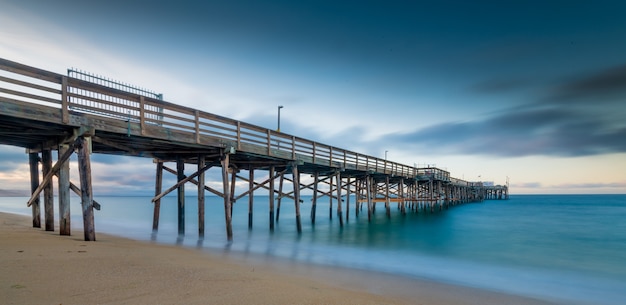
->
xmin=1 ymin=0 xmax=625 ymax=194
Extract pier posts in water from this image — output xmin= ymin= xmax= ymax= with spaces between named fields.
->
xmin=248 ymin=167 xmax=254 ymax=230
xmin=176 ymin=157 xmax=185 ymax=236
xmin=269 ymin=166 xmax=275 ymax=231
xmin=399 ymin=178 xmax=405 ymax=215
xmin=329 ymin=173 xmax=333 ymax=220
xmin=42 ymin=149 xmax=54 ymax=231
xmin=336 ymin=172 xmax=343 ymax=227
xmin=76 ymin=136 xmax=95 ymax=241
xmin=221 ymin=152 xmax=233 ymax=241
xmin=311 ymin=172 xmax=318 ymax=224
xmin=292 ymin=163 xmax=302 ymax=233
xmin=152 ymin=161 xmax=163 ymax=232
xmin=57 ymin=144 xmax=71 ymax=235
xmin=366 ymin=176 xmax=373 ymax=222
xmin=385 ymin=176 xmax=391 ymax=218
xmin=345 ymin=177 xmax=350 ymax=222
xmin=276 ymin=174 xmax=284 ymax=222
xmin=28 ymin=152 xmax=40 ymax=228
xmin=198 ymin=155 xmax=205 ymax=237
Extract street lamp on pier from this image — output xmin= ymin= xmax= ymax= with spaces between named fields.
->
xmin=277 ymin=105 xmax=284 ymax=132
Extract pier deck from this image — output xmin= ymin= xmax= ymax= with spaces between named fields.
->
xmin=0 ymin=58 xmax=508 ymax=241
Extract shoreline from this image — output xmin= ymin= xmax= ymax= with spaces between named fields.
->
xmin=1 ymin=212 xmax=560 ymax=305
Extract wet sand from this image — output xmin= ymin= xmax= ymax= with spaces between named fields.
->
xmin=1 ymin=212 xmax=558 ymax=305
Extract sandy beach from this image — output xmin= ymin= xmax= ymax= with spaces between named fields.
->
xmin=1 ymin=212 xmax=559 ymax=305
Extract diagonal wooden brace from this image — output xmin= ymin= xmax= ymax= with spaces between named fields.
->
xmin=27 ymin=139 xmax=77 ymax=207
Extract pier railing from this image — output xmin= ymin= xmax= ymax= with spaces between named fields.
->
xmin=1 ymin=58 xmax=426 ymax=178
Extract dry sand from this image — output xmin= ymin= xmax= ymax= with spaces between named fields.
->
xmin=1 ymin=212 xmax=559 ymax=305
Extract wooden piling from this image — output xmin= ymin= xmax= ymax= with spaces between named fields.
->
xmin=28 ymin=152 xmax=40 ymax=228
xmin=76 ymin=136 xmax=95 ymax=241
xmin=292 ymin=164 xmax=302 ymax=233
xmin=177 ymin=157 xmax=185 ymax=235
xmin=329 ymin=173 xmax=333 ymax=220
xmin=269 ymin=166 xmax=275 ymax=231
xmin=385 ymin=176 xmax=391 ymax=218
xmin=230 ymin=168 xmax=237 ymax=218
xmin=366 ymin=176 xmax=372 ymax=222
xmin=398 ymin=179 xmax=409 ymax=215
xmin=42 ymin=149 xmax=54 ymax=231
xmin=336 ymin=172 xmax=343 ymax=227
xmin=248 ymin=167 xmax=254 ymax=229
xmin=198 ymin=155 xmax=205 ymax=237
xmin=57 ymin=144 xmax=71 ymax=235
xmin=221 ymin=153 xmax=233 ymax=241
xmin=311 ymin=172 xmax=318 ymax=224
xmin=345 ymin=177 xmax=350 ymax=222
xmin=355 ymin=178 xmax=361 ymax=217
xmin=152 ymin=161 xmax=163 ymax=231
xmin=276 ymin=173 xmax=284 ymax=222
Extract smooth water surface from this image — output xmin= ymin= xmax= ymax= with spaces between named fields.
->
xmin=2 ymin=194 xmax=625 ymax=304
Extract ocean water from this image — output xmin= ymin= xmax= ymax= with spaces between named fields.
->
xmin=2 ymin=194 xmax=625 ymax=305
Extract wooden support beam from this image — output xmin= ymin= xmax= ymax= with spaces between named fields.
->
xmin=233 ymin=168 xmax=288 ymax=201
xmin=276 ymin=173 xmax=284 ymax=222
xmin=221 ymin=153 xmax=233 ymax=241
xmin=92 ymin=136 xmax=141 ymax=156
xmin=177 ymin=157 xmax=185 ymax=236
xmin=162 ymin=165 xmax=224 ymax=197
xmin=292 ymin=164 xmax=302 ymax=233
xmin=42 ymin=149 xmax=54 ymax=231
xmin=281 ymin=175 xmax=333 ymax=199
xmin=337 ymin=172 xmax=343 ymax=227
xmin=61 ymin=76 xmax=69 ymax=124
xmin=248 ymin=167 xmax=254 ymax=230
xmin=198 ymin=155 xmax=205 ymax=237
xmin=229 ymin=167 xmax=237 ymax=218
xmin=50 ymin=172 xmax=101 ymax=211
xmin=345 ymin=177 xmax=350 ymax=222
xmin=329 ymin=173 xmax=333 ymax=220
xmin=57 ymin=144 xmax=71 ymax=235
xmin=311 ymin=172 xmax=318 ymax=224
xmin=28 ymin=152 xmax=40 ymax=228
xmin=385 ymin=176 xmax=391 ymax=218
xmin=236 ymin=174 xmax=295 ymax=201
xmin=269 ymin=166 xmax=275 ymax=232
xmin=280 ymin=175 xmax=337 ymax=203
xmin=366 ymin=176 xmax=373 ymax=222
xmin=153 ymin=161 xmax=163 ymax=231
xmin=27 ymin=140 xmax=77 ymax=207
xmin=67 ymin=181 xmax=101 ymax=210
xmin=76 ymin=136 xmax=95 ymax=241
xmin=400 ymin=179 xmax=407 ymax=215
xmin=152 ymin=163 xmax=213 ymax=203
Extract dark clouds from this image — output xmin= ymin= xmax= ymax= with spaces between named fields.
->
xmin=549 ymin=64 xmax=626 ymax=104
xmin=388 ymin=107 xmax=625 ymax=157
xmin=390 ymin=63 xmax=626 ymax=157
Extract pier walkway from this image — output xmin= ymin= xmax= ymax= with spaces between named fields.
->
xmin=0 ymin=58 xmax=508 ymax=241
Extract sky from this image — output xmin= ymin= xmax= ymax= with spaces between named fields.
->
xmin=1 ymin=0 xmax=625 ymax=195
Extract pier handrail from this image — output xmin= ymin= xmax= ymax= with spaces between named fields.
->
xmin=0 ymin=57 xmax=434 ymax=179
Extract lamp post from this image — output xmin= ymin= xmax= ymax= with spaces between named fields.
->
xmin=385 ymin=150 xmax=388 ymax=161
xmin=277 ymin=105 xmax=284 ymax=132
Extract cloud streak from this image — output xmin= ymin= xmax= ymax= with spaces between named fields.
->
xmin=387 ymin=63 xmax=626 ymax=158
xmin=550 ymin=64 xmax=626 ymax=104
xmin=384 ymin=106 xmax=626 ymax=157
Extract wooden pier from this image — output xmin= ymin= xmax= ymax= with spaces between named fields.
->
xmin=0 ymin=58 xmax=508 ymax=241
